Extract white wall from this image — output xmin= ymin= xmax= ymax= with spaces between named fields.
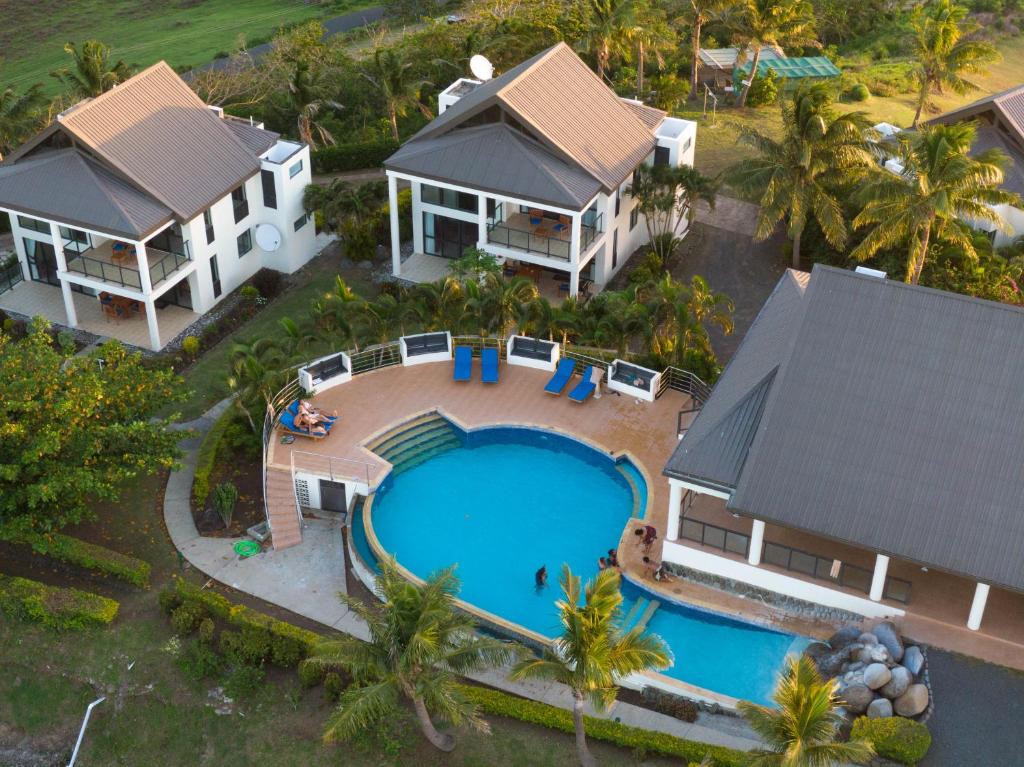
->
xmin=993 ymin=203 xmax=1024 ymax=247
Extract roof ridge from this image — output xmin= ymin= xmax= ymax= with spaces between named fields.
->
xmin=82 ymin=154 xmax=154 ymax=236
xmin=494 ymin=42 xmax=568 ymax=97
xmin=503 ymin=126 xmax=591 ymax=202
xmin=59 ymin=61 xmax=176 ymax=121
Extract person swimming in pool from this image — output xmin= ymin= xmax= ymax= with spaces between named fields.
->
xmin=607 ymin=549 xmax=618 ymax=567
xmin=597 ymin=557 xmax=609 ymax=570
xmin=535 ymin=565 xmax=547 ymax=589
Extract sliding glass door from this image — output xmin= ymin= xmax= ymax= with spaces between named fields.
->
xmin=423 ymin=213 xmax=479 ymax=259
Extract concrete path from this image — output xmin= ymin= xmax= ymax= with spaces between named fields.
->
xmin=163 ymin=401 xmax=761 ymax=754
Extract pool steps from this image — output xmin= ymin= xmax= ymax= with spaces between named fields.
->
xmin=369 ymin=413 xmax=462 ymax=475
xmin=615 ymin=464 xmax=642 ymax=517
xmin=620 ymin=596 xmax=661 ymax=634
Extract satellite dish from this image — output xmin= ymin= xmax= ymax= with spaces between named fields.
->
xmin=469 ymin=54 xmax=494 ymax=82
xmin=255 ymin=223 xmax=282 ymax=252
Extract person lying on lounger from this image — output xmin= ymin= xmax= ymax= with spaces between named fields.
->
xmin=294 ymin=409 xmax=329 ymax=436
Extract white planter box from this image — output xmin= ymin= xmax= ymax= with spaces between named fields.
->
xmin=606 ymin=360 xmax=661 ymax=402
xmin=400 ymin=331 xmax=452 ymax=366
xmin=298 ymin=351 xmax=352 ymax=394
xmin=506 ymin=335 xmax=560 ymax=372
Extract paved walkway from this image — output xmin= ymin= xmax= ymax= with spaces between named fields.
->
xmin=164 ymin=401 xmax=761 ymax=754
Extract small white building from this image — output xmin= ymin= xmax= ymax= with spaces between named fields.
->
xmin=0 ymin=62 xmax=317 ymax=350
xmin=383 ymin=43 xmax=697 ymax=298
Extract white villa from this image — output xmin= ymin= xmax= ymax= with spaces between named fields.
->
xmin=0 ymin=62 xmax=318 ymax=350
xmin=383 ymin=43 xmax=697 ymax=298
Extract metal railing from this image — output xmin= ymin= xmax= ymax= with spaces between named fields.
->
xmin=292 ymin=450 xmax=373 ymax=486
xmin=451 ymin=335 xmax=505 ymax=356
xmin=64 ymin=247 xmax=189 ymax=291
xmin=348 ymin=342 xmax=402 ymax=374
xmin=0 ymin=260 xmax=24 ymax=295
xmin=657 ymin=366 xmax=713 ymax=405
xmin=679 ymin=516 xmax=912 ymax=604
xmin=485 ymin=204 xmax=601 ymax=262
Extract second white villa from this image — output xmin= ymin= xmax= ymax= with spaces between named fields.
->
xmin=383 ymin=42 xmax=697 ymax=298
xmin=0 ymin=62 xmax=318 ymax=350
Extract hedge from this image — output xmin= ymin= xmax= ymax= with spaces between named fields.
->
xmin=311 ymin=140 xmax=399 ymax=174
xmin=192 ymin=408 xmax=233 ymax=507
xmin=0 ymin=574 xmax=119 ymax=630
xmin=0 ymin=529 xmax=150 ymax=588
xmin=851 ymin=716 xmax=931 ymax=765
xmin=457 ymin=684 xmax=747 ymax=767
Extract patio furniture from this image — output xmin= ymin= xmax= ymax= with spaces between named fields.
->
xmin=286 ymin=399 xmax=337 ymax=423
xmin=280 ymin=409 xmax=334 ymax=439
xmin=453 ymin=345 xmax=473 ymax=381
xmin=553 ymin=215 xmax=570 ymax=235
xmin=544 ymin=358 xmax=576 ymax=395
xmin=568 ymin=365 xmax=597 ymax=403
xmin=481 ymin=347 xmax=499 ymax=383
xmin=529 ymin=208 xmax=543 ymax=226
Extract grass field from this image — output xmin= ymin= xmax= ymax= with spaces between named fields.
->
xmin=0 ymin=0 xmax=367 ymax=95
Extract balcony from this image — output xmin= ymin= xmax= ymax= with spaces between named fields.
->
xmin=64 ymin=240 xmax=191 ymax=292
xmin=486 ymin=204 xmax=601 ymax=262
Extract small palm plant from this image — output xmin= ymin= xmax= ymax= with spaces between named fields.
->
xmin=305 ymin=559 xmax=520 ymax=751
xmin=212 ymin=482 xmax=239 ymax=528
xmin=511 ymin=566 xmax=670 ymax=767
xmin=739 ymin=655 xmax=875 ymax=767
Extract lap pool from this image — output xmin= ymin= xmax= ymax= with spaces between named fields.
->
xmin=362 ymin=422 xmax=806 ymax=705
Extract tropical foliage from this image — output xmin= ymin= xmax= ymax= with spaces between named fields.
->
xmin=50 ymin=40 xmax=133 ymax=98
xmin=0 ymin=84 xmax=46 ymax=159
xmin=730 ymin=0 xmax=818 ymax=108
xmin=629 ymin=163 xmax=718 ymax=264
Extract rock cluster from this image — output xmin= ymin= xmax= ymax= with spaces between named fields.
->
xmin=804 ymin=620 xmax=929 ymax=720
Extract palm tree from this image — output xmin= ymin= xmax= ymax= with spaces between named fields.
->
xmin=361 ymin=47 xmax=432 ymax=142
xmin=628 ymin=4 xmax=675 ymax=97
xmin=0 ymin=83 xmax=46 ymax=159
xmin=581 ymin=0 xmax=638 ymax=82
xmin=725 ymin=82 xmax=876 ymax=268
xmin=851 ymin=123 xmax=1020 ymax=284
xmin=909 ymin=0 xmax=999 ymax=128
xmin=628 ymin=163 xmax=718 ymax=265
xmin=468 ymin=274 xmax=538 ymax=337
xmin=590 ymin=289 xmax=648 ymax=355
xmin=285 ymin=60 xmax=343 ymax=149
xmin=684 ymin=275 xmax=734 ymax=347
xmin=310 ymin=276 xmax=361 ymax=348
xmin=510 ymin=566 xmax=670 ymax=767
xmin=226 ymin=338 xmax=287 ymax=432
xmin=305 ymin=559 xmax=518 ymax=751
xmin=730 ymin=0 xmax=817 ymax=108
xmin=679 ymin=0 xmax=737 ymax=99
xmin=51 ymin=40 xmax=132 ymax=99
xmin=739 ymin=655 xmax=875 ymax=766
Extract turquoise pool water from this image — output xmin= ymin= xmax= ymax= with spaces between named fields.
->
xmin=365 ymin=424 xmax=804 ymax=705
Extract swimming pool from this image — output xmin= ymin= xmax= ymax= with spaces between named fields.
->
xmin=364 ymin=421 xmax=805 ymax=705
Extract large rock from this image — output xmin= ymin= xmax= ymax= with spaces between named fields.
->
xmin=857 ymin=644 xmax=891 ymax=665
xmin=842 ymin=684 xmax=875 ymax=715
xmin=803 ymin=641 xmax=831 ymax=661
xmin=894 ymin=684 xmax=929 ymax=717
xmin=864 ymin=663 xmax=892 ymax=690
xmin=880 ymin=665 xmax=912 ymax=699
xmin=817 ymin=648 xmax=850 ymax=678
xmin=828 ymin=626 xmax=862 ymax=650
xmin=903 ymin=645 xmax=925 ymax=677
xmin=873 ymin=620 xmax=905 ymax=662
xmin=858 ymin=632 xmax=879 ymax=646
xmin=867 ymin=697 xmax=894 ymax=719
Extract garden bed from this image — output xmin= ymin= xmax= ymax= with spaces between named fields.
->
xmin=193 ymin=442 xmax=265 ymax=537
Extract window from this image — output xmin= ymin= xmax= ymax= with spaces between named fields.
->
xmin=293 ymin=213 xmax=310 ymax=232
xmin=204 ymin=210 xmax=215 ymax=244
xmin=237 ymin=229 xmax=252 ymax=257
xmin=18 ymin=216 xmax=49 ymax=234
xmin=422 ymin=212 xmax=479 ymax=259
xmin=611 ymin=230 xmax=618 ymax=269
xmin=629 ymin=206 xmax=639 ymax=231
xmin=682 ymin=137 xmax=692 ymax=153
xmin=149 ymin=224 xmax=188 ymax=258
xmin=654 ymin=146 xmax=671 ymax=166
xmin=59 ymin=226 xmax=90 ymax=254
xmin=261 ymin=169 xmax=277 ymax=210
xmin=288 ymin=159 xmax=303 ymax=179
xmin=232 ymin=185 xmax=249 ymax=223
xmin=210 ymin=254 xmax=222 ymax=298
xmin=421 ymin=184 xmax=477 ymax=213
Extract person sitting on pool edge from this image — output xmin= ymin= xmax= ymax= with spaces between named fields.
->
xmin=597 ymin=556 xmax=609 ymax=570
xmin=535 ymin=565 xmax=547 ymax=589
xmin=607 ymin=548 xmax=618 ymax=567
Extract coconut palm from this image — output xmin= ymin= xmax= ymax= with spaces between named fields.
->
xmin=510 ymin=566 xmax=670 ymax=767
xmin=306 ymin=559 xmax=519 ymax=751
xmin=463 ymin=274 xmax=538 ymax=337
xmin=361 ymin=47 xmax=432 ymax=142
xmin=909 ymin=0 xmax=999 ymax=128
xmin=628 ymin=4 xmax=675 ymax=97
xmin=678 ymin=0 xmax=737 ymax=98
xmin=628 ymin=163 xmax=718 ymax=265
xmin=0 ymin=83 xmax=46 ymax=159
xmin=730 ymin=0 xmax=817 ymax=108
xmin=226 ymin=338 xmax=288 ymax=432
xmin=590 ymin=289 xmax=648 ymax=355
xmin=851 ymin=123 xmax=1020 ymax=284
xmin=725 ymin=82 xmax=876 ymax=268
xmin=581 ymin=0 xmax=638 ymax=82
xmin=51 ymin=40 xmax=133 ymax=99
xmin=285 ymin=60 xmax=343 ymax=149
xmin=311 ymin=276 xmax=361 ymax=347
xmin=684 ymin=275 xmax=734 ymax=346
xmin=409 ymin=277 xmax=467 ymax=332
xmin=740 ymin=655 xmax=875 ymax=767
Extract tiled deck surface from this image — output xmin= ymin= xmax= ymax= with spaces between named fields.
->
xmin=0 ymin=279 xmax=197 ymax=349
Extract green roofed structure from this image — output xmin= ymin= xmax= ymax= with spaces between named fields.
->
xmin=735 ymin=55 xmax=841 ymax=84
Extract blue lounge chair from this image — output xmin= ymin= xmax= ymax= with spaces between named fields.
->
xmin=453 ymin=346 xmax=473 ymax=381
xmin=280 ymin=409 xmax=334 ymax=439
xmin=569 ymin=366 xmax=597 ymax=403
xmin=481 ymin=347 xmax=499 ymax=383
xmin=287 ymin=400 xmax=336 ymax=423
xmin=544 ymin=358 xmax=576 ymax=395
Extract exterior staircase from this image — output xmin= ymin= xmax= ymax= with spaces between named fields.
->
xmin=266 ymin=466 xmax=302 ymax=550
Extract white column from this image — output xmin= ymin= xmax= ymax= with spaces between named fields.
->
xmin=135 ymin=241 xmax=153 ymax=294
xmin=594 ymin=194 xmax=614 ymax=287
xmin=967 ymin=582 xmax=990 ymax=631
xmin=477 ymin=193 xmax=488 ymax=250
xmin=666 ymin=481 xmax=683 ymax=541
xmin=411 ymin=181 xmax=424 ymax=255
xmin=748 ymin=519 xmax=765 ymax=566
xmin=387 ymin=174 xmax=401 ymax=277
xmin=569 ymin=213 xmax=582 ymax=296
xmin=869 ymin=553 xmax=890 ymax=601
xmin=144 ymin=296 xmax=160 ymax=351
xmin=48 ymin=223 xmax=78 ymax=327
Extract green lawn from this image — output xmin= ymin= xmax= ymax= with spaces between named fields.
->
xmin=1 ymin=0 xmax=367 ymax=95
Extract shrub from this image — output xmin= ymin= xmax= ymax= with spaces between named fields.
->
xmin=745 ymin=70 xmax=778 ymax=108
xmin=0 ymin=529 xmax=151 ymax=588
xmin=158 ymin=585 xmax=183 ymax=615
xmin=181 ymin=335 xmax=200 ymax=358
xmin=171 ymin=602 xmax=207 ymax=636
xmin=240 ymin=284 xmax=260 ymax=302
xmin=340 ymin=217 xmax=379 ymax=261
xmin=249 ymin=268 xmax=284 ymax=300
xmin=212 ymin=482 xmax=239 ymax=527
xmin=649 ymin=73 xmax=691 ymax=112
xmin=298 ymin=658 xmax=326 ymax=688
xmin=458 ymin=685 xmax=746 ymax=766
xmin=56 ymin=330 xmax=77 ymax=354
xmin=311 ymin=140 xmax=399 ymax=174
xmin=192 ymin=410 xmax=232 ymax=507
xmin=324 ymin=672 xmax=346 ymax=702
xmin=178 ymin=639 xmax=223 ymax=681
xmin=221 ymin=627 xmax=273 ymax=667
xmin=0 ymin=575 xmax=119 ymax=630
xmin=851 ymin=716 xmax=931 ymax=765
xmin=197 ymin=617 xmax=216 ymax=644
xmin=848 ymin=83 xmax=871 ymax=102
xmin=224 ymin=664 xmax=266 ymax=700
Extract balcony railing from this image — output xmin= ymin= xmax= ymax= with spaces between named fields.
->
xmin=0 ymin=260 xmax=24 ymax=296
xmin=485 ymin=203 xmax=601 ymax=262
xmin=65 ymin=247 xmax=190 ymax=291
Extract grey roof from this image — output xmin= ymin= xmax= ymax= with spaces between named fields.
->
xmin=386 ymin=123 xmax=602 ymax=209
xmin=927 ymin=84 xmax=1024 ymax=146
xmin=0 ymin=148 xmax=172 ymax=238
xmin=390 ymin=43 xmax=657 ymax=198
xmin=672 ymin=264 xmax=1024 ymax=593
xmin=223 ymin=117 xmax=279 ymax=155
xmin=971 ymin=123 xmax=1024 ymax=197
